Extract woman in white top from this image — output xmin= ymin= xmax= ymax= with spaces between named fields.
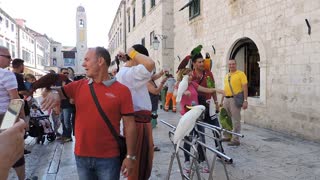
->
xmin=116 ymin=44 xmax=155 ymax=180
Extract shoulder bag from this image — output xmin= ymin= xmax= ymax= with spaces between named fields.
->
xmin=89 ymin=83 xmax=127 ymax=163
xmin=227 ymin=74 xmax=244 ymax=108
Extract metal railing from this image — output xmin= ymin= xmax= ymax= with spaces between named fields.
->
xmin=160 ymin=118 xmax=244 ymax=180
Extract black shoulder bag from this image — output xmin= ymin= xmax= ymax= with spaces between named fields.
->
xmin=89 ymin=83 xmax=127 ymax=163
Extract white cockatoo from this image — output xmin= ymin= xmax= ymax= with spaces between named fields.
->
xmin=176 ymin=75 xmax=189 ymax=103
xmin=173 ymin=105 xmax=206 ymax=152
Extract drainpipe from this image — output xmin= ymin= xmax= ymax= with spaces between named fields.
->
xmin=123 ymin=0 xmax=127 ymax=51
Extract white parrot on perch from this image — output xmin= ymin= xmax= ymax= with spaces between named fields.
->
xmin=176 ymin=75 xmax=189 ymax=103
xmin=173 ymin=105 xmax=206 ymax=152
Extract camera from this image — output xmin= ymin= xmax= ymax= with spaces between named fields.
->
xmin=164 ymin=71 xmax=170 ymax=77
xmin=151 ymin=113 xmax=158 ymax=119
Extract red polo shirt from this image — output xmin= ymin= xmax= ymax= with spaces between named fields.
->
xmin=63 ymin=79 xmax=134 ymax=158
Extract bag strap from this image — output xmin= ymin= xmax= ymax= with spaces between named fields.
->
xmin=227 ymin=73 xmax=235 ymax=96
xmin=198 ymin=70 xmax=206 ymax=85
xmin=89 ymin=83 xmax=122 ymax=146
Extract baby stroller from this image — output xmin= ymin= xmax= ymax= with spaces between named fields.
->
xmin=29 ymin=105 xmax=56 ymax=144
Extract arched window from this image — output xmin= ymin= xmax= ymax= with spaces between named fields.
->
xmin=230 ymin=38 xmax=260 ymax=97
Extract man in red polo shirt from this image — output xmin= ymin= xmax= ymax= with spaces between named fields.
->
xmin=40 ymin=47 xmax=137 ymax=180
xmin=191 ymin=52 xmax=230 ymax=166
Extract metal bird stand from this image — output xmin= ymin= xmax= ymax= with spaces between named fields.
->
xmin=161 ymin=120 xmax=202 ymax=180
xmin=160 ymin=113 xmax=244 ymax=180
xmin=195 ymin=121 xmax=244 ymax=180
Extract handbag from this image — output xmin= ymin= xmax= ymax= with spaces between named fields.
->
xmin=89 ymin=83 xmax=127 ymax=163
xmin=227 ymin=74 xmax=244 ymax=108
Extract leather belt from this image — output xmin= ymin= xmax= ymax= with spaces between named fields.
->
xmin=134 ymin=110 xmax=151 ymax=123
xmin=225 ymin=96 xmax=234 ymax=98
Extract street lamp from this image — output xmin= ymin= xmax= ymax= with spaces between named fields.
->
xmin=152 ymin=36 xmax=160 ymax=50
xmin=152 ymin=34 xmax=167 ymax=50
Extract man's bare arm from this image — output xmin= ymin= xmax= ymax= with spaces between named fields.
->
xmin=242 ymin=83 xmax=248 ymax=110
xmin=122 ymin=115 xmax=137 ymax=158
xmin=128 ymin=48 xmax=155 ymax=72
xmin=121 ymin=115 xmax=137 ymax=177
xmin=242 ymin=83 xmax=248 ymax=101
xmin=8 ymin=88 xmax=20 ymax=99
xmin=151 ymin=70 xmax=165 ymax=80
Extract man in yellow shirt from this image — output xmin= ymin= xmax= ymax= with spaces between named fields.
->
xmin=221 ymin=59 xmax=248 ymax=146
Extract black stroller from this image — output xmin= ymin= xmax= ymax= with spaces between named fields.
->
xmin=28 ymin=107 xmax=56 ymax=144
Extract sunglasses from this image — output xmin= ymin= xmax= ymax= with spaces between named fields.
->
xmin=0 ymin=54 xmax=12 ymax=59
xmin=63 ymin=72 xmax=69 ymax=75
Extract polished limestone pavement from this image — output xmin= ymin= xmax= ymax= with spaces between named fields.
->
xmin=7 ymin=108 xmax=320 ymax=180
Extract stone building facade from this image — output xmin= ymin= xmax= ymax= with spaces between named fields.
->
xmin=0 ymin=8 xmax=62 ymax=75
xmin=108 ymin=0 xmax=126 ymax=73
xmin=108 ymin=0 xmax=175 ymax=74
xmin=108 ymin=0 xmax=320 ymax=141
xmin=174 ymin=0 xmax=320 ymax=141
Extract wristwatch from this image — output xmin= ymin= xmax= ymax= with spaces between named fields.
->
xmin=126 ymin=155 xmax=136 ymax=160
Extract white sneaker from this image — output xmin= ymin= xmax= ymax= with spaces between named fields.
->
xmin=183 ymin=161 xmax=191 ymax=173
xmin=199 ymin=161 xmax=209 ymax=173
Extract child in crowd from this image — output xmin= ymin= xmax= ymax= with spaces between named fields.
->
xmin=30 ymin=104 xmax=53 ymax=134
xmin=24 ymin=74 xmax=37 ymax=107
xmin=24 ymin=74 xmax=36 ymax=91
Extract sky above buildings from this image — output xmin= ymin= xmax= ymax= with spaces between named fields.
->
xmin=0 ymin=0 xmax=120 ymax=47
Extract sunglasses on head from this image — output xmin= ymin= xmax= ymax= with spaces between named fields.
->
xmin=0 ymin=54 xmax=11 ymax=59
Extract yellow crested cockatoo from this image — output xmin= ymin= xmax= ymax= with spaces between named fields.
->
xmin=176 ymin=75 xmax=189 ymax=103
xmin=173 ymin=105 xmax=206 ymax=152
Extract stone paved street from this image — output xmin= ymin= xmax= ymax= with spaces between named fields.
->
xmin=8 ymin=109 xmax=320 ymax=180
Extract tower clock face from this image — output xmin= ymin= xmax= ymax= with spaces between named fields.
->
xmin=80 ymin=43 xmax=85 ymax=50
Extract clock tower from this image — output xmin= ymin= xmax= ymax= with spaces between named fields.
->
xmin=76 ymin=5 xmax=87 ymax=74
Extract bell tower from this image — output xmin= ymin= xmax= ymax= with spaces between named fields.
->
xmin=76 ymin=5 xmax=87 ymax=74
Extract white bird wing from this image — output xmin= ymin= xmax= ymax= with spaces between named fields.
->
xmin=173 ymin=107 xmax=204 ymax=152
xmin=173 ymin=108 xmax=202 ymax=144
xmin=176 ymin=76 xmax=188 ymax=103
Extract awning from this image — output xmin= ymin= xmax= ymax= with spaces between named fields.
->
xmin=24 ymin=66 xmax=49 ymax=76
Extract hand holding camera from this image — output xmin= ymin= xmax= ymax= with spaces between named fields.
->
xmin=117 ymin=51 xmax=131 ymax=62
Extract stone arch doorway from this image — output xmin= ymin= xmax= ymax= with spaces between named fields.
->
xmin=229 ymin=38 xmax=260 ymax=97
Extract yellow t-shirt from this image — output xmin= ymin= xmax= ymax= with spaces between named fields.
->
xmin=224 ymin=70 xmax=248 ymax=96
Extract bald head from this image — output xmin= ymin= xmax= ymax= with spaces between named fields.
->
xmin=83 ymin=47 xmax=111 ymax=78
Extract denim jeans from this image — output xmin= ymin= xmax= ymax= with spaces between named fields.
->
xmin=60 ymin=107 xmax=74 ymax=138
xmin=75 ymin=155 xmax=121 ymax=180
